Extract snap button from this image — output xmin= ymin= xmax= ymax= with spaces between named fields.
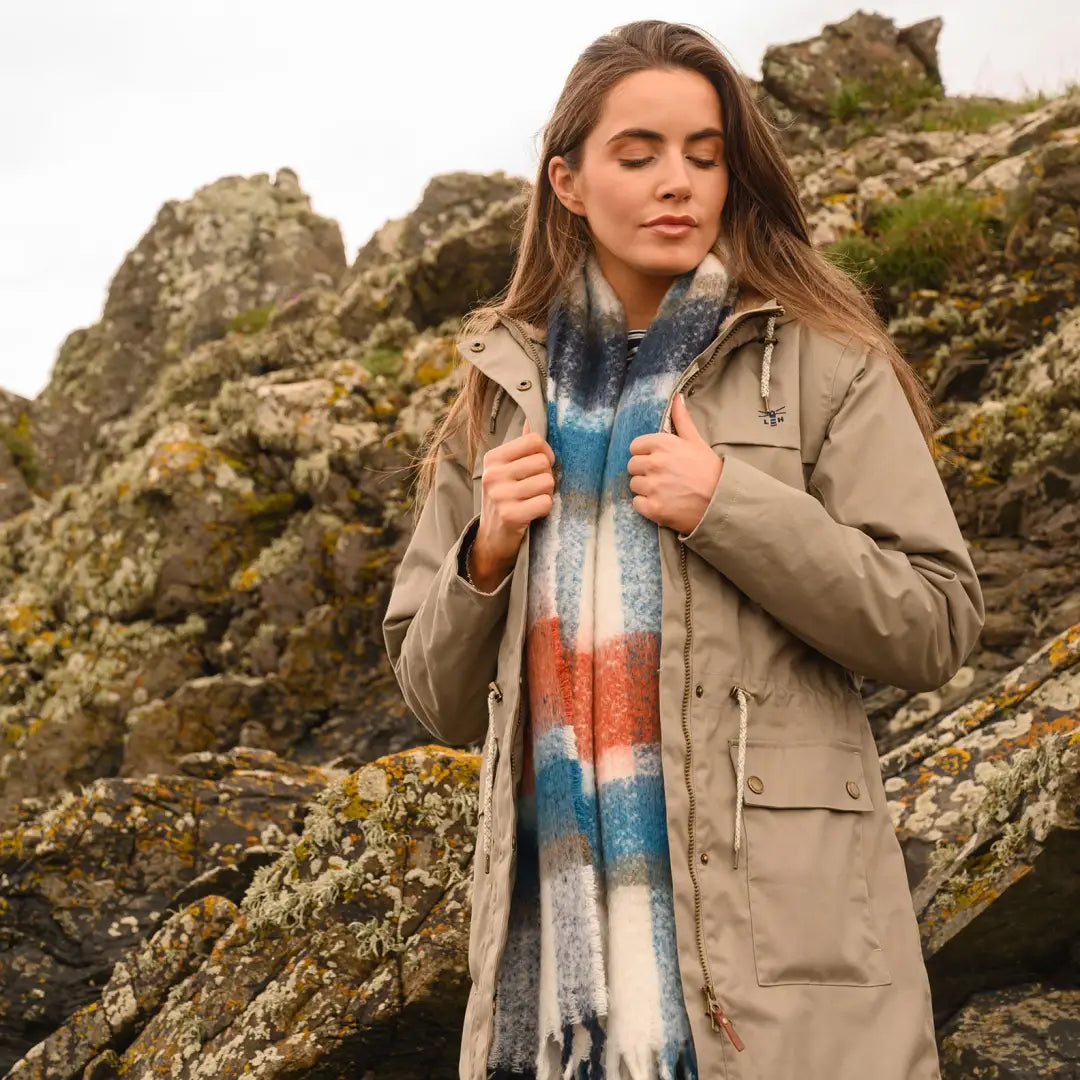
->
xmin=695 ymin=684 xmax=703 ymax=697
xmin=747 ymin=775 xmax=764 ymax=794
xmin=699 ymin=851 xmax=709 ymax=864
xmin=469 ymin=341 xmax=485 ymax=352
xmin=846 ymin=780 xmax=861 ymax=799
xmin=517 ymin=378 xmax=532 ymax=391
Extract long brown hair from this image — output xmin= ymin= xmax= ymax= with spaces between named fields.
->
xmin=412 ymin=18 xmax=936 ymax=509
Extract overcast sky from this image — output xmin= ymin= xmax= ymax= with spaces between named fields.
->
xmin=1 ymin=0 xmax=1074 ymax=401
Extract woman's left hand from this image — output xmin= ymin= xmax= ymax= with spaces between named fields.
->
xmin=627 ymin=392 xmax=723 ymax=535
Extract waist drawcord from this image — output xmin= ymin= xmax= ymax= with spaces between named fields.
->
xmin=732 ymin=685 xmax=751 ymax=869
xmin=482 ymin=682 xmax=501 ymax=872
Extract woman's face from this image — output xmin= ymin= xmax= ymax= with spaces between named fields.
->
xmin=549 ymin=66 xmax=729 ymax=284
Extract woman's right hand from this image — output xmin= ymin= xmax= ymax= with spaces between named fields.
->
xmin=469 ymin=417 xmax=555 ymax=587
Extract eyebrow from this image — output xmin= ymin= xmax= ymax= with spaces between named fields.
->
xmin=606 ymin=126 xmax=725 ymax=145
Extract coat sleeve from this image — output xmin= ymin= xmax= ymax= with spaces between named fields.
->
xmin=676 ymin=337 xmax=985 ymax=692
xmin=381 ymin=439 xmax=514 ymax=746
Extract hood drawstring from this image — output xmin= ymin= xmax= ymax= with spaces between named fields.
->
xmin=760 ymin=313 xmax=778 ymax=414
xmin=489 ymin=385 xmax=507 ymax=433
xmin=731 ymin=685 xmax=751 ymax=869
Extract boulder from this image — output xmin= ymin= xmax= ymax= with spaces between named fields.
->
xmin=883 ymin=624 xmax=1080 ymax=1020
xmin=3 ymin=747 xmax=479 ymax=1080
xmin=338 ymin=176 xmax=527 ymax=344
xmin=25 ymin=169 xmax=346 ymax=493
xmin=0 ymin=749 xmax=329 ymax=1073
xmin=761 ymin=11 xmax=943 ymax=120
xmin=938 ymin=981 xmax=1080 ymax=1078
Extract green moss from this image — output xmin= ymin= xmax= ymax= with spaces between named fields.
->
xmin=826 ymin=188 xmax=992 ymax=292
xmin=0 ymin=410 xmax=40 ymax=489
xmin=914 ymin=97 xmax=1037 ymax=133
xmin=226 ymin=302 xmax=275 ymax=336
xmin=829 ymin=80 xmax=868 ymax=123
xmin=828 ymin=75 xmax=943 ymax=124
xmin=362 ymin=347 xmax=404 ymax=377
xmin=823 ymin=232 xmax=879 ymax=288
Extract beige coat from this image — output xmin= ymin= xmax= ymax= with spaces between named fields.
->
xmin=382 ymin=296 xmax=985 ymax=1080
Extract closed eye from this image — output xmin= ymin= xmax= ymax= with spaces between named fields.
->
xmin=620 ymin=156 xmax=721 ymax=169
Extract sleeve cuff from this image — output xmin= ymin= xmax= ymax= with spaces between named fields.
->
xmin=455 ymin=514 xmax=514 ymax=597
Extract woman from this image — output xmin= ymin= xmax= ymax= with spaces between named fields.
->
xmin=382 ymin=19 xmax=984 ymax=1080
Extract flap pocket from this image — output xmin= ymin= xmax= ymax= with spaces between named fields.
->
xmin=707 ymin=404 xmax=800 ymax=449
xmin=726 ymin=740 xmax=873 ymax=812
xmin=726 ymin=738 xmax=890 ymax=986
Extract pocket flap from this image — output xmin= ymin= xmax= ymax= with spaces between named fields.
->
xmin=727 ymin=740 xmax=873 ymax=811
xmin=708 ymin=415 xmax=800 ymax=449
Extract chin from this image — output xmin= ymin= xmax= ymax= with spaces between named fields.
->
xmin=631 ymin=245 xmax=709 ymax=276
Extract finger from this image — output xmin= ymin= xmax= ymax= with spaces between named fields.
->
xmin=498 ymin=451 xmax=553 ymax=480
xmin=671 ymin=391 xmax=693 ymax=430
xmin=629 ymin=433 xmax=663 ymax=456
xmin=523 ymin=417 xmax=530 ymax=435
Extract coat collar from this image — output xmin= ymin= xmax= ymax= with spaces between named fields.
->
xmin=460 ymin=297 xmax=792 ymax=441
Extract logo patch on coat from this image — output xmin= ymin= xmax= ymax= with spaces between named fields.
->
xmin=759 ymin=405 xmax=786 ymax=427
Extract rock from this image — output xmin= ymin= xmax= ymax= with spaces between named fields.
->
xmin=337 ymin=177 xmax=527 ymax=344
xmin=0 ymin=390 xmax=36 ymax=518
xmin=25 ymin=169 xmax=347 ymax=494
xmin=761 ymin=11 xmax=943 ymax=120
xmin=4 ymin=896 xmax=239 ymax=1080
xmin=1024 ymin=138 xmax=1080 ymax=211
xmin=352 ymin=171 xmax=525 ymax=273
xmin=3 ymin=748 xmax=480 ymax=1079
xmin=0 ymin=750 xmax=328 ymax=1073
xmin=897 ymin=18 xmax=944 ymax=86
xmin=881 ymin=624 xmax=1080 ymax=1020
xmin=938 ymin=982 xmax=1080 ymax=1078
xmin=0 ymin=276 xmax=441 ymax=819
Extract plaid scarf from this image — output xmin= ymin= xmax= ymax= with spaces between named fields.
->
xmin=487 ymin=249 xmax=738 ymax=1080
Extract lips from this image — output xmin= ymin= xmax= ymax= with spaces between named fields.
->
xmin=644 ymin=215 xmax=697 ymax=227
xmin=645 ymin=217 xmax=696 ymax=238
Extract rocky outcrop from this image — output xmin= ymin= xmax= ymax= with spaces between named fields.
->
xmin=3 ymin=747 xmax=477 ymax=1079
xmin=1 ymin=10 xmax=1079 ymax=1077
xmin=352 ymin=171 xmax=525 ymax=274
xmin=883 ymin=624 xmax=1079 ymax=1022
xmin=0 ymin=390 xmax=34 ymax=520
xmin=761 ymin=11 xmax=943 ymax=121
xmin=938 ymin=981 xmax=1080 ymax=1078
xmin=0 ymin=749 xmax=330 ymax=1073
xmin=337 ymin=172 xmax=526 ymax=347
xmin=26 ymin=169 xmax=347 ymax=492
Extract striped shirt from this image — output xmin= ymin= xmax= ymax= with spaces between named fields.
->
xmin=627 ymin=328 xmax=647 ymax=360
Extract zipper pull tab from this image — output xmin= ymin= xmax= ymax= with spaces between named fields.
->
xmin=703 ymin=985 xmax=745 ymax=1052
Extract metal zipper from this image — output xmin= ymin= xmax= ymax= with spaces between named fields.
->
xmin=680 ymin=530 xmax=745 ymax=1053
xmin=483 ymin=675 xmax=521 ymax=1031
xmin=672 ymin=302 xmax=783 ymax=1056
xmin=495 ymin=314 xmax=549 ymax=399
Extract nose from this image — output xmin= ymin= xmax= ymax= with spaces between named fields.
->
xmin=658 ymin=150 xmax=693 ymax=201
